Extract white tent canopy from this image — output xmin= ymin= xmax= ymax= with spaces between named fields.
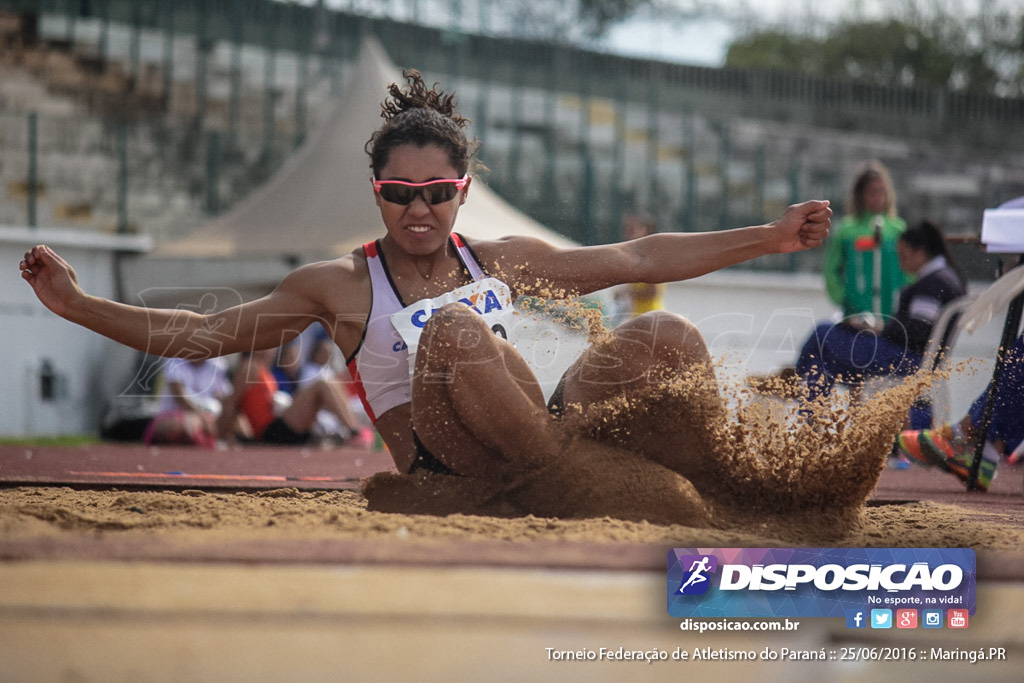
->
xmin=154 ymin=36 xmax=576 ymax=263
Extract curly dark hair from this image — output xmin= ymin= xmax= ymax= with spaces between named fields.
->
xmin=365 ymin=69 xmax=478 ymax=177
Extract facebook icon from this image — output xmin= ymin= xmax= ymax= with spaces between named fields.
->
xmin=845 ymin=609 xmax=866 ymax=629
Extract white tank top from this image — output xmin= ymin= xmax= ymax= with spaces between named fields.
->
xmin=346 ymin=233 xmax=487 ymax=422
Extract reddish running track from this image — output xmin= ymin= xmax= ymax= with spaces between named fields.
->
xmin=0 ymin=442 xmax=396 ymax=490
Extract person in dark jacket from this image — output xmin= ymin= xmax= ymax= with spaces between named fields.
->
xmin=795 ymin=220 xmax=966 ymax=402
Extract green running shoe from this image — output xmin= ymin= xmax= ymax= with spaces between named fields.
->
xmin=897 ymin=429 xmax=950 ymax=472
xmin=920 ymin=430 xmax=996 ymax=492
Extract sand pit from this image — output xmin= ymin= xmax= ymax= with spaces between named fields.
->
xmin=2 ymin=481 xmax=1022 ymax=560
xmin=3 ymin=361 xmax=1022 ymax=566
xmin=2 ymin=370 xmax=1022 ymax=561
xmin=2 ymin=360 xmax=1022 ymax=681
xmin=2 ymin=474 xmax=1023 ymax=682
xmin=2 ymin=421 xmax=1023 ymax=682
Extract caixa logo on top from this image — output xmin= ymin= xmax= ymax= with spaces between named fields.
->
xmin=667 ymin=548 xmax=976 ymax=618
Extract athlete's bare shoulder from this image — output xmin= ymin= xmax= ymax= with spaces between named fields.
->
xmin=277 ymin=249 xmax=361 ymax=292
xmin=463 ymin=234 xmax=569 ymax=294
xmin=462 ymin=234 xmax=558 ymax=272
xmin=274 ymin=249 xmax=369 ymax=316
xmin=467 ymin=234 xmax=555 ymax=258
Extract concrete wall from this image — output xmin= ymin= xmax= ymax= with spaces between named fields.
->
xmin=0 ymin=226 xmax=149 ymax=436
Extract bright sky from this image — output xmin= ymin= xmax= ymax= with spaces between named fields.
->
xmin=602 ymin=16 xmax=734 ymax=66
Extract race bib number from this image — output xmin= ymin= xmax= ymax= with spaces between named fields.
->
xmin=390 ymin=278 xmax=590 ymax=401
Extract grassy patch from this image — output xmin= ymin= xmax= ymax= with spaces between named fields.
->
xmin=0 ymin=434 xmax=100 ymax=447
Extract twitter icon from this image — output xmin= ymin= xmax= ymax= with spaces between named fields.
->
xmin=870 ymin=609 xmax=892 ymax=629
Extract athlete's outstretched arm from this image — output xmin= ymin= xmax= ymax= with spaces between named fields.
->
xmin=20 ymin=244 xmax=342 ymax=359
xmin=487 ymin=200 xmax=831 ymax=296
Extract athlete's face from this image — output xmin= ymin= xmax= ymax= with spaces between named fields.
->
xmin=373 ymin=143 xmax=471 ymax=256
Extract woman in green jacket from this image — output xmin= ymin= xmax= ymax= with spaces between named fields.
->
xmin=823 ymin=161 xmax=908 ymax=319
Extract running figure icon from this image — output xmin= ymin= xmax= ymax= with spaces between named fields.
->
xmin=678 ymin=556 xmax=713 ymax=593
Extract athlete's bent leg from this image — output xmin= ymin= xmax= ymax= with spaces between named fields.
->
xmin=412 ymin=303 xmax=560 ymax=479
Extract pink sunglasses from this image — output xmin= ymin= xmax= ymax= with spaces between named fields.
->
xmin=372 ymin=176 xmax=468 ymax=205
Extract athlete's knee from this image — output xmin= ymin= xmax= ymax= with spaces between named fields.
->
xmin=620 ymin=311 xmax=707 ymax=361
xmin=421 ymin=303 xmax=489 ymax=347
xmin=646 ymin=310 xmax=701 ymax=340
xmin=419 ymin=303 xmax=508 ymax=370
xmin=619 ymin=310 xmax=697 ymax=337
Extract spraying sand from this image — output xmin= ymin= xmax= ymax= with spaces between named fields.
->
xmin=364 ymin=336 xmax=931 ymax=541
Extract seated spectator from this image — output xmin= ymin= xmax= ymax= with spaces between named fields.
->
xmin=298 ymin=337 xmax=337 ymax=385
xmin=795 ymin=220 xmax=966 ymax=403
xmin=217 ymin=348 xmax=360 ymax=446
xmin=299 ymin=337 xmax=368 ymax=443
xmin=898 ymin=333 xmax=1024 ymax=491
xmin=271 ymin=342 xmax=306 ymax=396
xmin=144 ymin=357 xmax=230 ymax=447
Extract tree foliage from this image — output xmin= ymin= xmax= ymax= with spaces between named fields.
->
xmin=577 ymin=0 xmax=651 ymax=37
xmin=503 ymin=0 xmax=651 ymax=41
xmin=725 ymin=4 xmax=1024 ymax=97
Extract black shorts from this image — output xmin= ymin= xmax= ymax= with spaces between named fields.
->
xmin=546 ymin=375 xmax=568 ymax=419
xmin=408 ymin=431 xmax=456 ymax=475
xmin=261 ymin=417 xmax=311 ymax=446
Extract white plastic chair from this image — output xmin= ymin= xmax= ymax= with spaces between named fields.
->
xmin=959 ymin=263 xmax=1024 ymax=335
xmin=918 ymin=294 xmax=976 ymax=427
xmin=919 ymin=264 xmax=1024 ymax=426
